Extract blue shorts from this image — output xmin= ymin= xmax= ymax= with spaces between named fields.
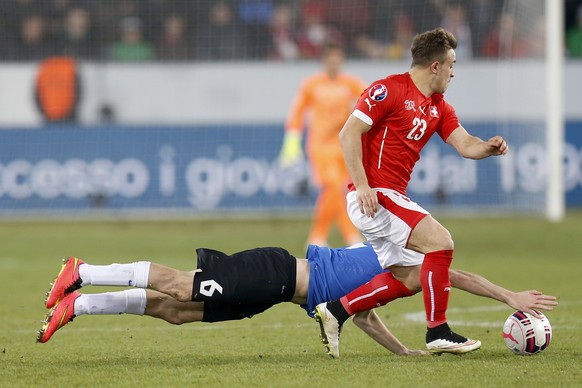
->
xmin=302 ymin=243 xmax=385 ymax=317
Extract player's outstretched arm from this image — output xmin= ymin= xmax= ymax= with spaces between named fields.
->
xmin=449 ymin=269 xmax=558 ymax=318
xmin=446 ymin=126 xmax=508 ymax=160
xmin=352 ymin=310 xmax=429 ymax=356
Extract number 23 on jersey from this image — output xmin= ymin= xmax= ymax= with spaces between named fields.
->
xmin=406 ymin=118 xmax=427 ymax=141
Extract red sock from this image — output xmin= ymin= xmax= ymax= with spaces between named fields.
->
xmin=421 ymin=250 xmax=453 ymax=328
xmin=339 ymin=272 xmax=415 ymax=316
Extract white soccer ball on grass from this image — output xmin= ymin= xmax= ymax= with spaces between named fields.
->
xmin=503 ymin=310 xmax=552 ymax=355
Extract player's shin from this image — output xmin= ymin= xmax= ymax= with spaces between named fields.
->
xmin=327 ymin=272 xmax=414 ymax=325
xmin=420 ymin=250 xmax=453 ymax=328
xmin=79 ymin=261 xmax=151 ymax=288
xmin=74 ymin=289 xmax=147 ymax=316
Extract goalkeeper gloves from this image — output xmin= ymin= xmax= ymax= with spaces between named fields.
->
xmin=279 ymin=131 xmax=304 ymax=166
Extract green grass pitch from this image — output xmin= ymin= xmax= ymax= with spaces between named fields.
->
xmin=1 ymin=214 xmax=581 ymax=387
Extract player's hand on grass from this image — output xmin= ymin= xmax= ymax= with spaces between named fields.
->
xmin=356 ymin=185 xmax=378 ymax=218
xmin=486 ymin=136 xmax=508 ymax=156
xmin=397 ymin=349 xmax=430 ymax=356
xmin=507 ymin=290 xmax=558 ymax=319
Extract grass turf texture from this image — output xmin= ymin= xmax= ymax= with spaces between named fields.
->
xmin=0 ymin=214 xmax=581 ymax=387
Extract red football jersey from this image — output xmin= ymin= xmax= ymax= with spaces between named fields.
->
xmin=349 ymin=72 xmax=460 ymax=195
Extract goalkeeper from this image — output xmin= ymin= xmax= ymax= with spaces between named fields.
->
xmin=38 ymin=243 xmax=557 ymax=357
xmin=280 ymin=44 xmax=366 ymax=247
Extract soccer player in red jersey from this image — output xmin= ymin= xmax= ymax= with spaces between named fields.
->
xmin=315 ymin=28 xmax=509 ymax=355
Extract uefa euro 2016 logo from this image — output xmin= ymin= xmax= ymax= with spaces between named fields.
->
xmin=369 ymin=84 xmax=388 ymax=101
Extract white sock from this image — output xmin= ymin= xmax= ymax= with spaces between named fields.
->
xmin=79 ymin=261 xmax=151 ymax=288
xmin=74 ymin=289 xmax=147 ymax=316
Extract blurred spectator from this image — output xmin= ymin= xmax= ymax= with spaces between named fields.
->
xmin=141 ymin=0 xmax=193 ymax=47
xmin=156 ymin=14 xmax=195 ymax=60
xmin=0 ymin=3 xmax=17 ymax=59
xmin=109 ymin=16 xmax=154 ymax=61
xmin=404 ymin=0 xmax=445 ymax=33
xmin=354 ymin=11 xmax=414 ymax=61
xmin=11 ymin=0 xmax=39 ymax=13
xmin=327 ymin=0 xmax=371 ymax=39
xmin=386 ymin=12 xmax=415 ymax=60
xmin=0 ymin=0 xmax=579 ymax=62
xmin=481 ymin=12 xmax=529 ymax=58
xmin=440 ymin=1 xmax=473 ymax=59
xmin=16 ymin=14 xmax=54 ymax=60
xmin=352 ymin=34 xmax=380 ymax=59
xmin=34 ymin=56 xmax=80 ymax=123
xmin=469 ymin=0 xmax=500 ymax=55
xmin=1 ymin=0 xmax=41 ymax=37
xmin=44 ymin=0 xmax=75 ymax=41
xmin=368 ymin=0 xmax=406 ymax=41
xmin=526 ymin=15 xmax=546 ymax=58
xmin=196 ymin=1 xmax=246 ymax=61
xmin=141 ymin=0 xmax=172 ymax=37
xmin=296 ymin=1 xmax=344 ymax=58
xmin=56 ymin=7 xmax=98 ymax=59
xmin=237 ymin=0 xmax=274 ymax=59
xmin=268 ymin=3 xmax=300 ymax=61
xmin=567 ymin=4 xmax=582 ymax=57
xmin=94 ymin=0 xmax=142 ymax=45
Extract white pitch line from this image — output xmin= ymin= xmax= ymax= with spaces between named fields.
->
xmin=20 ymin=301 xmax=582 ymax=337
xmin=401 ymin=303 xmax=581 ymax=330
xmin=22 ymin=321 xmax=318 ymax=336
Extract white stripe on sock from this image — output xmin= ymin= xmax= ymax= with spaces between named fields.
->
xmin=348 ymin=285 xmax=388 ymax=306
xmin=428 ymin=271 xmax=435 ymax=322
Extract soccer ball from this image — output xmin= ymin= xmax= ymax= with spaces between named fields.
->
xmin=503 ymin=310 xmax=552 ymax=355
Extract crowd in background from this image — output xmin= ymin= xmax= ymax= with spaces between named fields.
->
xmin=1 ymin=0 xmax=582 ymax=62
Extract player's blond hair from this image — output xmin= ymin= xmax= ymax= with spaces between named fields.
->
xmin=410 ymin=28 xmax=458 ymax=67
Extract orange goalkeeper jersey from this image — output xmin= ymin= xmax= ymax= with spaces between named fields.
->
xmin=286 ymin=72 xmax=366 ymax=155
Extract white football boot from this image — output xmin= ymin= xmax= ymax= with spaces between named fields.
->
xmin=314 ymin=302 xmax=342 ymax=359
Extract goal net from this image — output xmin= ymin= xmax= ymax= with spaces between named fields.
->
xmin=0 ymin=0 xmax=565 ymax=218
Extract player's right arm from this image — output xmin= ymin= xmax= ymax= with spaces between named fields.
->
xmin=449 ymin=269 xmax=558 ymax=318
xmin=352 ymin=309 xmax=429 ymax=356
xmin=339 ymin=115 xmax=377 ymax=217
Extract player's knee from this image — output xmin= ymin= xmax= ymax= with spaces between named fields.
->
xmin=170 ymin=317 xmax=186 ymax=325
xmin=394 ymin=274 xmax=421 ymax=293
xmin=165 ymin=311 xmax=186 ymax=325
xmin=169 ymin=288 xmax=191 ymax=303
xmin=441 ymin=235 xmax=454 ymax=251
xmin=432 ymin=228 xmax=454 ymax=251
xmin=410 ymin=217 xmax=454 ymax=252
xmin=164 ymin=280 xmax=191 ymax=302
xmin=167 ymin=273 xmax=194 ymax=302
xmin=402 ymin=278 xmax=421 ymax=293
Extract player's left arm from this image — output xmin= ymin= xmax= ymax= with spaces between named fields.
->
xmin=446 ymin=125 xmax=508 ymax=160
xmin=449 ymin=269 xmax=558 ymax=319
xmin=352 ymin=310 xmax=429 ymax=356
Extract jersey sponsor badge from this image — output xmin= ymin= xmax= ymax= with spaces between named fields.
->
xmin=369 ymin=84 xmax=388 ymax=101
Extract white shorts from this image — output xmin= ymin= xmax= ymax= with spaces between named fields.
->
xmin=346 ymin=189 xmax=429 ymax=268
